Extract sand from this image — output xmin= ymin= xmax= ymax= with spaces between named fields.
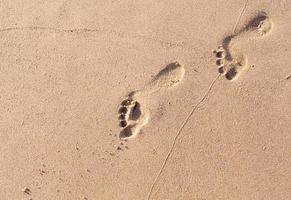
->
xmin=0 ymin=0 xmax=290 ymax=199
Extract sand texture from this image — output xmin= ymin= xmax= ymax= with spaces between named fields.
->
xmin=0 ymin=0 xmax=291 ymax=199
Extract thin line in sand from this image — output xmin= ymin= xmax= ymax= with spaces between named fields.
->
xmin=0 ymin=26 xmax=195 ymax=50
xmin=232 ymin=0 xmax=249 ymax=34
xmin=146 ymin=74 xmax=221 ymax=200
xmin=147 ymin=2 xmax=250 ymax=197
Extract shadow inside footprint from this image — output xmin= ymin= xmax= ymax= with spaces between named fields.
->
xmin=119 ymin=126 xmax=133 ymax=139
xmin=225 ymin=67 xmax=238 ymax=80
xmin=238 ymin=12 xmax=272 ymax=36
xmin=149 ymin=62 xmax=185 ymax=89
xmin=130 ymin=102 xmax=141 ymax=121
xmin=155 ymin=62 xmax=181 ymax=77
xmin=222 ymin=35 xmax=235 ymax=61
xmin=245 ymin=13 xmax=268 ymax=31
xmin=119 ymin=120 xmax=127 ymax=128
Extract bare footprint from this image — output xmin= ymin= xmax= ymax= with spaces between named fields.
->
xmin=118 ymin=62 xmax=185 ymax=140
xmin=144 ymin=62 xmax=186 ymax=91
xmin=214 ymin=12 xmax=273 ymax=80
xmin=242 ymin=12 xmax=273 ymax=36
xmin=118 ymin=98 xmax=149 ymax=139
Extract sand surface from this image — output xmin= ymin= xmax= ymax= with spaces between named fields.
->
xmin=0 ymin=0 xmax=291 ymax=199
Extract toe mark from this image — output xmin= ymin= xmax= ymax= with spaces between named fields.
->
xmin=118 ymin=106 xmax=128 ymax=114
xmin=121 ymin=99 xmax=133 ymax=106
xmin=216 ymin=59 xmax=223 ymax=66
xmin=118 ymin=114 xmax=126 ymax=120
xmin=218 ymin=67 xmax=225 ymax=74
xmin=216 ymin=51 xmax=224 ymax=58
xmin=119 ymin=120 xmax=127 ymax=128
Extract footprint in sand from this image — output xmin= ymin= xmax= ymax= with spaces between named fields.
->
xmin=118 ymin=62 xmax=185 ymax=140
xmin=214 ymin=12 xmax=273 ymax=81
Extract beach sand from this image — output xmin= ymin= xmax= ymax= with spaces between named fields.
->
xmin=0 ymin=0 xmax=290 ymax=199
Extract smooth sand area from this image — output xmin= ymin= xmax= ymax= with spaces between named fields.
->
xmin=0 ymin=0 xmax=290 ymax=199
